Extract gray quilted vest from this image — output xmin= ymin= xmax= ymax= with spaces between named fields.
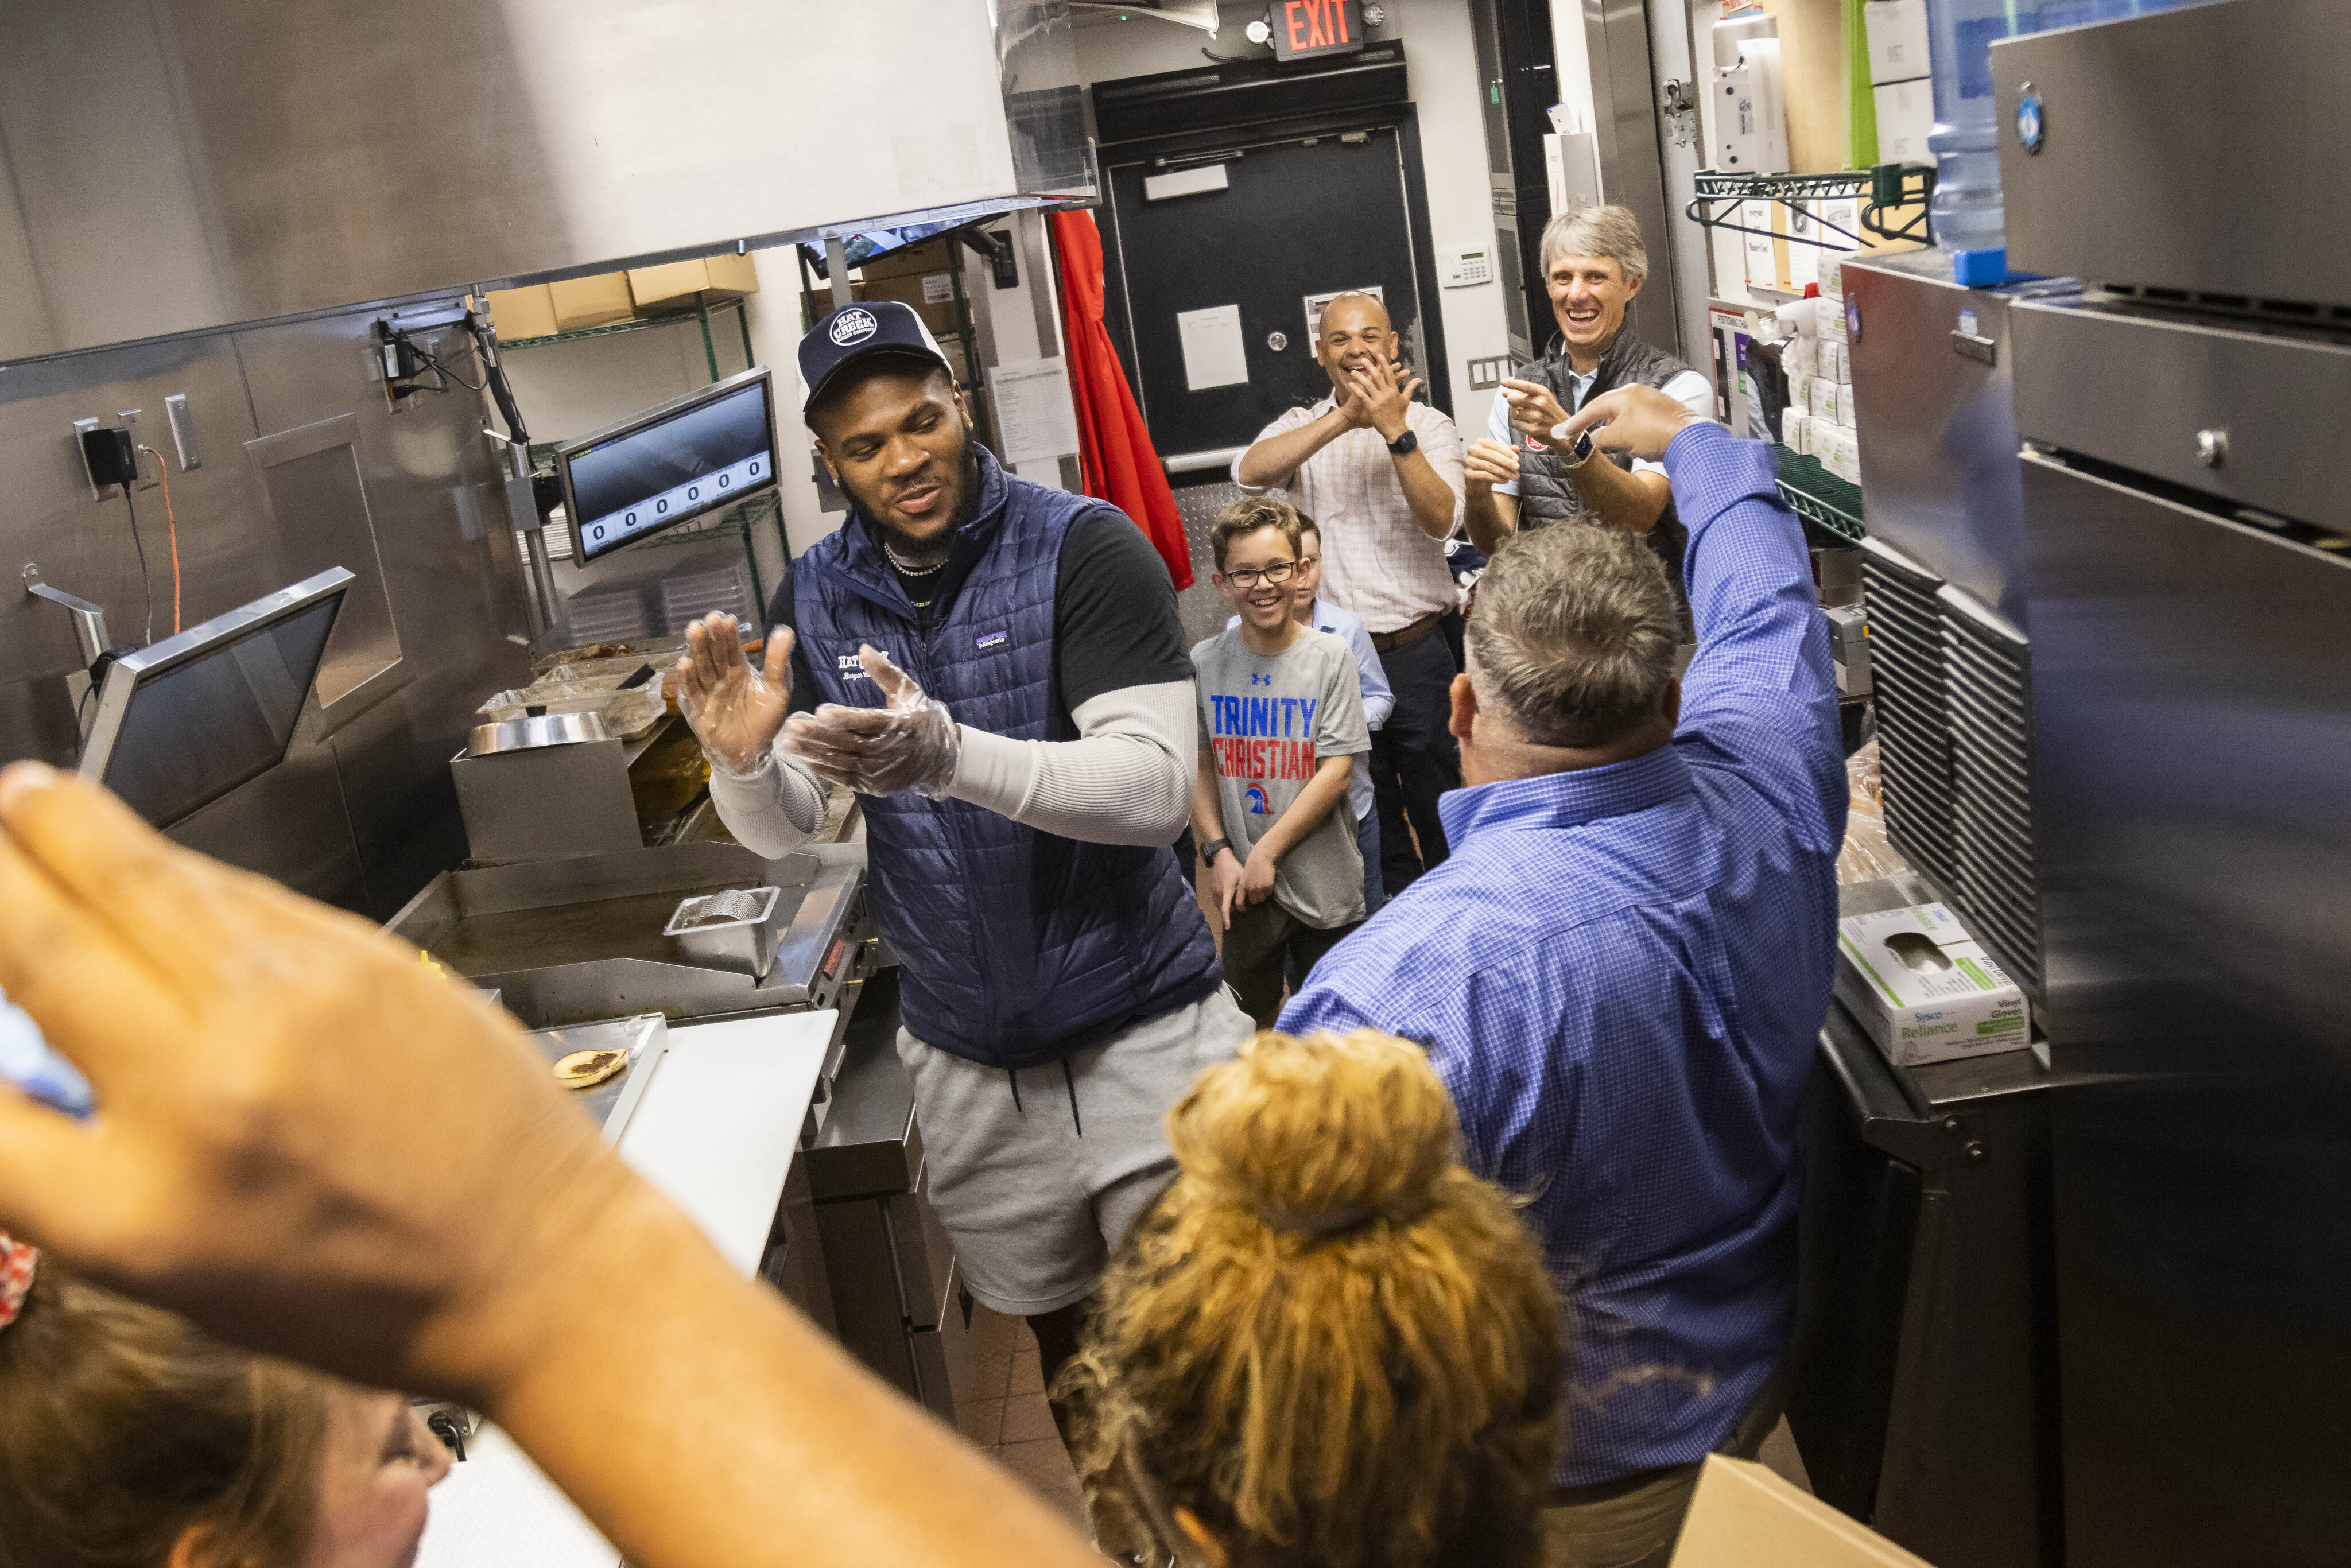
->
xmin=1511 ymin=329 xmax=1700 ymax=588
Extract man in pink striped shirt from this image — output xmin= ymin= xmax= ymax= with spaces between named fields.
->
xmin=1233 ymin=293 xmax=1467 ymax=892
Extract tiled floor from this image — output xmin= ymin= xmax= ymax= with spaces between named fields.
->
xmin=957 ymin=1304 xmax=1088 ymax=1528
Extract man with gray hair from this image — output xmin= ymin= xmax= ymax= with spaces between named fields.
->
xmin=1282 ymin=385 xmax=1844 ymax=1566
xmin=1463 ymin=205 xmax=1713 ymax=573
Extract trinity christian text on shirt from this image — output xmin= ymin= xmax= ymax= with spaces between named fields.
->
xmin=1191 ymin=627 xmax=1369 ymax=931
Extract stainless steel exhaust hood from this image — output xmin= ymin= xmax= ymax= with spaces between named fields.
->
xmin=0 ymin=1 xmax=1091 ymax=363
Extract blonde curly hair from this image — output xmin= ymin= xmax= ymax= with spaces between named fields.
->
xmin=1060 ymin=1029 xmax=1560 ymax=1568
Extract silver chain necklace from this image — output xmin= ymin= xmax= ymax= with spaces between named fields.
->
xmin=883 ymin=538 xmax=949 ymax=577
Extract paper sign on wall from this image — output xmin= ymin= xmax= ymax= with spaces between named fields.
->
xmin=988 ymin=356 xmax=1083 ymax=465
xmin=1177 ymin=304 xmax=1250 ymax=391
xmin=1302 ymin=285 xmax=1386 ymax=346
xmin=921 ymin=273 xmax=954 ymax=304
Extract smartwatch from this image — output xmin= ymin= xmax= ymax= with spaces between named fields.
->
xmin=1386 ymin=428 xmax=1419 ymax=457
xmin=1201 ymin=837 xmax=1235 ymax=864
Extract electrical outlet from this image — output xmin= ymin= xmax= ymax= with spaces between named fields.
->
xmin=116 ymin=409 xmax=158 ymax=488
xmin=1467 ymin=356 xmax=1515 ymax=391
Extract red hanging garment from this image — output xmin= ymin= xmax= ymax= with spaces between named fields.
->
xmin=1049 ymin=209 xmax=1193 ymax=591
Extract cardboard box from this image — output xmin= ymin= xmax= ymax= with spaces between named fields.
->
xmin=1834 ymin=901 xmax=2032 ymax=1068
xmin=857 ymin=238 xmax=954 ymax=282
xmin=1837 ymin=377 xmax=1857 ymax=428
xmin=484 ymin=284 xmax=558 ymax=342
xmin=548 ymin=273 xmax=636 ymax=332
xmin=1784 ymin=408 xmax=1813 ymax=456
xmin=861 ymin=269 xmax=962 ymax=337
xmin=627 ymin=252 xmax=761 ymax=311
xmin=1863 ymin=0 xmax=1932 ymax=87
xmin=801 ymin=282 xmax=867 ymax=329
xmin=1672 ymin=1455 xmax=1937 ymax=1566
xmin=1812 ymin=377 xmax=1841 ymax=428
xmin=1875 ymin=79 xmax=1937 ymax=166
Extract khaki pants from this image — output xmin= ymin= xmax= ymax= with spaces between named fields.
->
xmin=1538 ymin=1378 xmax=1785 ymax=1568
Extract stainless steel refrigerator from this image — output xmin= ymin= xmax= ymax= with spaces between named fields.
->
xmin=1997 ymin=3 xmax=2351 ymax=1562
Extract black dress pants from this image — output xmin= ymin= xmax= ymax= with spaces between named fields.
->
xmin=1367 ymin=628 xmax=1462 ymax=896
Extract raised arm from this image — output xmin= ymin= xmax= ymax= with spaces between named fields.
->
xmin=1658 ymin=423 xmax=1835 ymax=738
xmin=0 ymin=768 xmax=1103 ymax=1568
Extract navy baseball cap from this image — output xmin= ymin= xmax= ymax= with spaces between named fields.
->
xmin=798 ymin=299 xmax=954 ymax=412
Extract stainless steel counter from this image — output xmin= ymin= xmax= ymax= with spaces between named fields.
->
xmin=386 ymin=841 xmax=867 ymax=1028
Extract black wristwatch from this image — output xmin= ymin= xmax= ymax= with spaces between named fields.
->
xmin=1200 ymin=837 xmax=1235 ymax=864
xmin=1386 ymin=428 xmax=1419 ymax=456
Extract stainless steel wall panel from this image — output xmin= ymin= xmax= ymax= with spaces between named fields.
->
xmin=0 ymin=1 xmax=1046 ymax=362
xmin=231 ymin=306 xmax=532 ymax=917
xmin=1582 ymin=0 xmax=1683 ymax=358
xmin=2010 ymin=298 xmax=2351 ymax=530
xmin=1995 ymin=0 xmax=2351 ymax=309
xmin=0 ymin=335 xmax=272 ymax=766
xmin=1845 ymin=254 xmax=2044 ymax=633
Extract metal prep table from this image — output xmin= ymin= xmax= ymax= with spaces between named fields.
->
xmin=385 ymin=839 xmax=876 ymax=1336
xmin=413 ymin=1010 xmax=835 ymax=1568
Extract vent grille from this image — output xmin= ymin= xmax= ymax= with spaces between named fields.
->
xmin=1940 ymin=590 xmax=2041 ymax=993
xmin=1860 ymin=542 xmax=1958 ymax=894
xmin=2095 ymin=281 xmax=2351 ymax=335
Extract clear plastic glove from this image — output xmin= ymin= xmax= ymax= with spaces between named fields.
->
xmin=781 ymin=645 xmax=961 ymax=799
xmin=677 ymin=614 xmax=793 ymax=777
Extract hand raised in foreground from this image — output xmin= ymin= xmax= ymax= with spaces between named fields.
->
xmin=0 ymin=765 xmax=1101 ymax=1568
xmin=0 ymin=763 xmax=627 ymax=1399
xmin=678 ymin=612 xmax=794 ymax=775
xmin=1553 ymin=383 xmax=1712 ymax=465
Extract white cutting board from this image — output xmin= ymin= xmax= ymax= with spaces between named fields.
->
xmin=414 ymin=1010 xmax=832 ymax=1568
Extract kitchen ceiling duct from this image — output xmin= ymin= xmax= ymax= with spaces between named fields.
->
xmin=0 ymin=0 xmax=1090 ymax=363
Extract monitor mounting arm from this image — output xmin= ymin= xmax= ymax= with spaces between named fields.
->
xmin=24 ymin=562 xmax=110 ymax=667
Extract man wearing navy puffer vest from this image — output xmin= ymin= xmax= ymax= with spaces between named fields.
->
xmin=676 ymin=301 xmax=1247 ymax=1395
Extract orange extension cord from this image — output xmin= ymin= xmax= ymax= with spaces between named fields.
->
xmin=137 ymin=445 xmax=183 ymax=635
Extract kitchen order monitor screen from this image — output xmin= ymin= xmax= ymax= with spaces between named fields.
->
xmin=560 ymin=368 xmax=777 ymax=563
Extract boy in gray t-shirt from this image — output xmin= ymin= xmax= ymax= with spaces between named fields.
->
xmin=1189 ymin=498 xmax=1370 ymax=1026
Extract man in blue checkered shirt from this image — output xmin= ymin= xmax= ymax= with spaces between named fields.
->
xmin=1279 ymin=385 xmax=1845 ymax=1566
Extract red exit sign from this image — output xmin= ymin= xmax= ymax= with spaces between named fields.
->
xmin=1270 ymin=0 xmax=1364 ymax=61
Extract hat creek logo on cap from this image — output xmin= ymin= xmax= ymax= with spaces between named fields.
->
xmin=798 ymin=300 xmax=955 ymax=411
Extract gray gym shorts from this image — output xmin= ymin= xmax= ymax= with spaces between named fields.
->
xmin=896 ymin=987 xmax=1252 ymax=1317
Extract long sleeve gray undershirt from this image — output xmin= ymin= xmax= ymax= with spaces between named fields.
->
xmin=702 ymin=680 xmax=1197 ymax=856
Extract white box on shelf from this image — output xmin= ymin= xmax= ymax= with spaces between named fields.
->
xmin=1812 ymin=377 xmax=1840 ymax=426
xmin=1875 ymin=79 xmax=1937 ymax=167
xmin=1786 ymin=409 xmax=1813 ymax=455
xmin=1837 ymin=381 xmax=1857 ymax=429
xmin=1714 ymin=37 xmax=1790 ymax=176
xmin=1835 ymin=901 xmax=2033 ymax=1067
xmin=1863 ymin=0 xmax=1932 ymax=86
